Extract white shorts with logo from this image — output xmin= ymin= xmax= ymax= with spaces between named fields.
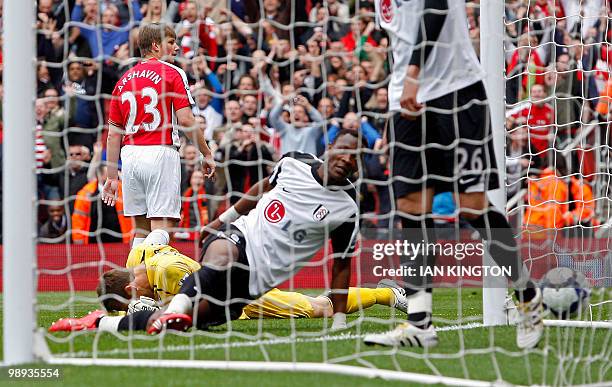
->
xmin=120 ymin=145 xmax=181 ymax=219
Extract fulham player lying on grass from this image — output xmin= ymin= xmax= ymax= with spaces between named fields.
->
xmin=53 ymin=130 xmax=366 ymax=333
xmin=49 ymin=235 xmax=408 ymax=331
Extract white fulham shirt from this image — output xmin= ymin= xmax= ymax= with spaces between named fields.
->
xmin=375 ymin=0 xmax=485 ymax=110
xmin=232 ymin=152 xmax=359 ymax=297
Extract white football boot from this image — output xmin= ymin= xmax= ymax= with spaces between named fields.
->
xmin=516 ymin=288 xmax=545 ymax=349
xmin=364 ymin=322 xmax=439 ymax=348
xmin=377 ymin=279 xmax=409 ymax=314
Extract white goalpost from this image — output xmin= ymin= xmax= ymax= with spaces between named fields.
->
xmin=480 ymin=0 xmax=509 ymax=327
xmin=2 ymin=0 xmax=37 ymax=366
xmin=2 ymin=0 xmax=611 ymax=385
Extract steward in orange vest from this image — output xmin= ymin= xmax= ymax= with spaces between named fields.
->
xmin=563 ymin=175 xmax=599 ymax=227
xmin=72 ymin=166 xmax=133 ymax=244
xmin=523 ymin=167 xmax=568 ymax=230
xmin=523 ymin=166 xmax=599 ymax=230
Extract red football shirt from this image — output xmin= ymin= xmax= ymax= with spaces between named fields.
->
xmin=108 ymin=58 xmax=194 ymax=146
xmin=511 ymin=103 xmax=554 ymax=154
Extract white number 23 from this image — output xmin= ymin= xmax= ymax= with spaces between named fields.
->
xmin=121 ymin=87 xmax=161 ymax=134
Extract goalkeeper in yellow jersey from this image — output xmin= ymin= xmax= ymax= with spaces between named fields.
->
xmin=49 ymin=230 xmax=408 ymax=332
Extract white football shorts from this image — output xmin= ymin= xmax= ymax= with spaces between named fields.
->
xmin=120 ymin=145 xmax=181 ymax=219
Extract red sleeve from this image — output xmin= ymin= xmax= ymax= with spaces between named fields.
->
xmin=198 ymin=23 xmax=218 ymax=70
xmin=511 ymin=107 xmax=527 ymax=119
xmin=341 ymin=34 xmax=355 ymax=52
xmin=172 ymin=71 xmax=194 ymax=111
xmin=507 ymin=52 xmax=519 ymax=75
xmin=555 ymin=3 xmax=565 ymax=18
xmin=108 ymin=89 xmax=124 ymax=127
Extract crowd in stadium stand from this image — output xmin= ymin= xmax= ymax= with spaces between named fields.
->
xmin=0 ymin=0 xmax=603 ymax=243
xmin=504 ymin=0 xmax=605 ymax=231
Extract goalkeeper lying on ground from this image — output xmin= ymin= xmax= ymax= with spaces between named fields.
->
xmin=50 ymin=233 xmax=408 ymax=331
xmin=52 ymin=131 xmax=370 ymax=333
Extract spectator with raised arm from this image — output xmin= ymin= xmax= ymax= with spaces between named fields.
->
xmin=71 ymin=0 xmax=142 ymax=60
xmin=322 ymin=112 xmax=382 ymax=150
xmin=141 ymin=0 xmax=170 ymax=24
xmin=243 ymin=0 xmax=291 ymax=40
xmin=37 ymin=0 xmax=63 ymax=84
xmin=191 ymin=56 xmax=224 ymax=139
xmin=268 ymin=94 xmax=324 ymax=155
xmin=62 ymin=60 xmax=99 ymax=148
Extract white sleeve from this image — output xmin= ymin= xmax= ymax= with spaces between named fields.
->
xmin=269 ymin=158 xmax=287 ymax=187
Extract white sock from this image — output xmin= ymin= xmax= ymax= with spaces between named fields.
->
xmin=164 ymin=293 xmax=192 ymax=315
xmin=143 ymin=229 xmax=170 ymax=246
xmin=97 ymin=316 xmax=122 ymax=332
xmin=132 ymin=237 xmax=145 ymax=248
xmin=407 ymin=290 xmax=433 ymax=314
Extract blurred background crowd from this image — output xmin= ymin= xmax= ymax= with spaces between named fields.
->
xmin=0 ymin=0 xmax=607 ymax=243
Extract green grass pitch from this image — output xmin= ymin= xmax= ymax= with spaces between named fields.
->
xmin=1 ymin=289 xmax=610 ymax=386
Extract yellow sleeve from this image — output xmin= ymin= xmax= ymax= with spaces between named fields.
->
xmin=126 ymin=245 xmax=148 ymax=268
xmin=126 ymin=244 xmax=178 ymax=269
xmin=152 ymin=262 xmax=193 ymax=303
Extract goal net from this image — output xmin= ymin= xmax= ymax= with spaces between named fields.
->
xmin=3 ymin=0 xmax=610 ymax=385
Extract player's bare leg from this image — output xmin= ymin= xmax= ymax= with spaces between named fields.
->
xmin=131 ymin=215 xmax=151 ymax=247
xmin=458 ymin=191 xmax=544 ymax=349
xmin=130 ymin=217 xmax=177 ymax=248
xmin=397 ymin=190 xmax=434 ymax=214
xmin=150 ymin=217 xmax=178 ymax=236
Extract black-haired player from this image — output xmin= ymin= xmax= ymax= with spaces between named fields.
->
xmin=81 ymin=130 xmax=366 ymax=333
xmin=367 ymin=0 xmax=544 ymax=349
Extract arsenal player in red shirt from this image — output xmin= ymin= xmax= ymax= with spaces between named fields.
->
xmin=102 ymin=23 xmax=215 ymax=246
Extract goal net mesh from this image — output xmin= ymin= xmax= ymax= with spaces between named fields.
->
xmin=27 ymin=0 xmax=611 ymax=385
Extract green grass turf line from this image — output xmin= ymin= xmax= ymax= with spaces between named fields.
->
xmin=1 ymin=289 xmax=610 ymax=386
xmin=0 ymin=365 xmax=431 ymax=387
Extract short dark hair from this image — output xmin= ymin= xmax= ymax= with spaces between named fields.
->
xmin=334 ymin=128 xmax=368 ymax=149
xmin=96 ymin=269 xmax=131 ymax=312
xmin=139 ymin=23 xmax=176 ymax=56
